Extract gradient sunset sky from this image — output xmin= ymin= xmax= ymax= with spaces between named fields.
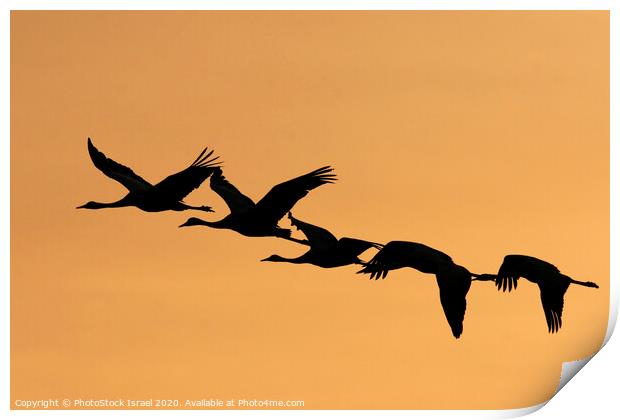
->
xmin=11 ymin=11 xmax=609 ymax=409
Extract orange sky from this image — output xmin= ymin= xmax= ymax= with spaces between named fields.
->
xmin=11 ymin=11 xmax=609 ymax=409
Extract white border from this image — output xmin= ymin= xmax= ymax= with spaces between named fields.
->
xmin=2 ymin=2 xmax=616 ymax=419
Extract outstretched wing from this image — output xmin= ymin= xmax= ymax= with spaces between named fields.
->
xmin=152 ymin=147 xmax=221 ymax=202
xmin=538 ymin=277 xmax=570 ymax=333
xmin=255 ymin=166 xmax=337 ymax=225
xmin=337 ymin=237 xmax=383 ymax=258
xmin=496 ymin=254 xmax=561 ymax=292
xmin=209 ymin=167 xmax=256 ymax=214
xmin=358 ymin=241 xmax=453 ymax=280
xmin=496 ymin=255 xmax=523 ymax=292
xmin=288 ymin=212 xmax=338 ymax=250
xmin=436 ymin=265 xmax=472 ymax=339
xmin=356 ymin=242 xmax=402 ymax=280
xmin=87 ymin=138 xmax=152 ymax=192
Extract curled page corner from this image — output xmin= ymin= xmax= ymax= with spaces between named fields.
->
xmin=556 ymin=356 xmax=594 ymax=393
xmin=496 ymin=402 xmax=547 ymax=419
xmin=521 ymin=288 xmax=618 ymax=416
xmin=492 ymin=356 xmax=598 ymax=419
xmin=552 ymin=290 xmax=620 ymax=395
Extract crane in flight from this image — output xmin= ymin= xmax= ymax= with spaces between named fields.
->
xmin=261 ymin=212 xmax=383 ymax=268
xmin=493 ymin=254 xmax=599 ymax=333
xmin=179 ymin=166 xmax=336 ymax=245
xmin=357 ymin=241 xmax=495 ymax=339
xmin=77 ymin=138 xmax=221 ymax=213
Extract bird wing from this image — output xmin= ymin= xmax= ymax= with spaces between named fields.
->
xmin=496 ymin=255 xmax=523 ymax=292
xmin=209 ymin=167 xmax=256 ymax=214
xmin=254 ymin=166 xmax=337 ymax=225
xmin=152 ymin=147 xmax=221 ymax=202
xmin=86 ymin=138 xmax=152 ymax=192
xmin=358 ymin=241 xmax=444 ymax=279
xmin=337 ymin=237 xmax=383 ymax=257
xmin=538 ymin=277 xmax=570 ymax=333
xmin=496 ymin=254 xmax=562 ymax=292
xmin=356 ymin=242 xmax=400 ymax=280
xmin=436 ymin=266 xmax=472 ymax=339
xmin=288 ymin=212 xmax=338 ymax=250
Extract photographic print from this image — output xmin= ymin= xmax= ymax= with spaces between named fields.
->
xmin=10 ymin=10 xmax=609 ymax=411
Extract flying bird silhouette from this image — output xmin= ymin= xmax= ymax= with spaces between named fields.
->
xmin=78 ymin=138 xmax=221 ymax=212
xmin=493 ymin=254 xmax=599 ymax=333
xmin=261 ymin=212 xmax=383 ymax=267
xmin=179 ymin=166 xmax=336 ymax=245
xmin=357 ymin=241 xmax=495 ymax=338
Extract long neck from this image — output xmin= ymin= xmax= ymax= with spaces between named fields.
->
xmin=193 ymin=218 xmax=229 ymax=229
xmin=570 ymin=278 xmax=599 ymax=288
xmin=91 ymin=199 xmax=130 ymax=209
xmin=270 ymin=255 xmax=306 ymax=264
